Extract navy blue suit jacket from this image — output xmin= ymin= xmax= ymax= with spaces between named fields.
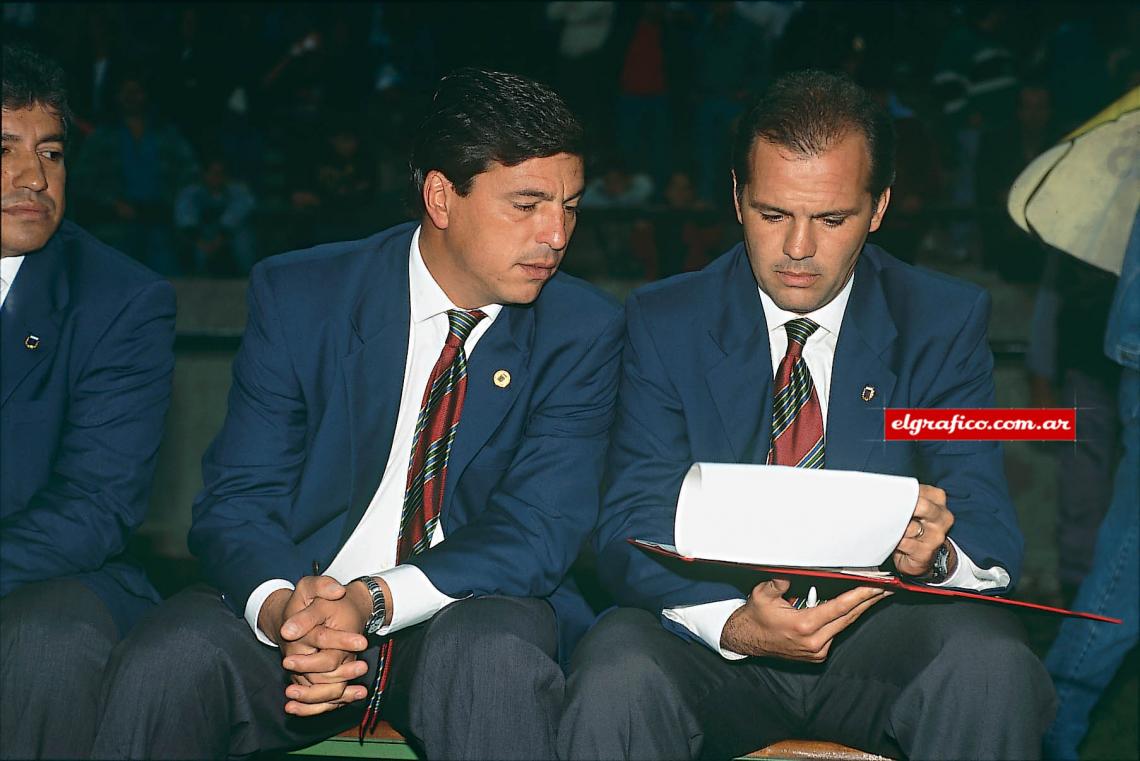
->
xmin=594 ymin=242 xmax=1023 ymax=620
xmin=190 ymin=222 xmax=623 ymax=660
xmin=1 ymin=221 xmax=175 ymax=634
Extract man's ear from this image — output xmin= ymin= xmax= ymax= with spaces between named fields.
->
xmin=422 ymin=170 xmax=452 ymax=230
xmin=731 ymin=171 xmax=743 ymax=225
xmin=868 ymin=187 xmax=891 ymax=233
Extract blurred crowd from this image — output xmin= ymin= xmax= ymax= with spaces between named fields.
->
xmin=5 ymin=1 xmax=1137 ymax=281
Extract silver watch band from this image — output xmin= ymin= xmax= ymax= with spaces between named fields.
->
xmin=354 ymin=575 xmax=386 ymax=635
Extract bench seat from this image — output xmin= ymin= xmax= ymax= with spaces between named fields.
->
xmin=291 ymin=722 xmax=890 ymax=760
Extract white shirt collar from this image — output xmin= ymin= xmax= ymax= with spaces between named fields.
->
xmin=758 ymin=270 xmax=854 ymax=339
xmin=408 ymin=226 xmax=503 ymax=326
xmin=0 ymin=255 xmax=27 ymax=309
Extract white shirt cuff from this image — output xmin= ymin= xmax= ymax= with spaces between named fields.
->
xmin=374 ymin=563 xmax=460 ymax=635
xmin=245 ymin=578 xmax=296 ymax=647
xmin=931 ymin=538 xmax=1011 ymax=591
xmin=663 ymin=598 xmax=749 ymax=660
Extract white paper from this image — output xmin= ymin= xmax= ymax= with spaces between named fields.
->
xmin=674 ymin=463 xmax=918 ymax=568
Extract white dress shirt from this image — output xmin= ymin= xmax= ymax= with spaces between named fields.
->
xmin=664 ymin=274 xmax=1011 ymax=659
xmin=246 ymin=227 xmax=503 ymax=645
xmin=0 ymin=255 xmax=26 ymax=308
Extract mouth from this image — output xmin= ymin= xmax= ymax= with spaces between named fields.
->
xmin=775 ymin=270 xmax=820 ymax=288
xmin=2 ymin=205 xmax=50 ymax=218
xmin=517 ymin=261 xmax=559 ymax=281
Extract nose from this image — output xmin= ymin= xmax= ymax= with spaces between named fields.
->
xmin=11 ymin=151 xmax=49 ymax=193
xmin=783 ymin=219 xmax=815 ymax=260
xmin=536 ymin=207 xmax=571 ymax=252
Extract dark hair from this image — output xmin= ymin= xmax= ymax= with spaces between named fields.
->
xmin=732 ymin=70 xmax=895 ymax=200
xmin=409 ymin=68 xmax=583 ymax=212
xmin=2 ymin=45 xmax=73 ymax=141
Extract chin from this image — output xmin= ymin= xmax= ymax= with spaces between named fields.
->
xmin=2 ymin=236 xmax=51 ymax=257
xmin=511 ymin=290 xmax=544 ymax=306
xmin=502 ymin=284 xmax=546 ymax=306
xmin=770 ymin=290 xmax=820 ymax=314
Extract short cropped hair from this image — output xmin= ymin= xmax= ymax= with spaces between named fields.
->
xmin=410 ymin=68 xmax=584 ymax=211
xmin=2 ymin=45 xmax=73 ymax=141
xmin=732 ymin=70 xmax=895 ymax=201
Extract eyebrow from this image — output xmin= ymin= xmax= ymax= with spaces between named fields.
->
xmin=1 ymin=132 xmax=66 ymax=145
xmin=510 ymin=187 xmax=585 ymax=203
xmin=749 ymin=200 xmax=859 ymax=218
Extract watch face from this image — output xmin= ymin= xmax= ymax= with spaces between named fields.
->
xmin=933 ymin=546 xmax=949 ymax=580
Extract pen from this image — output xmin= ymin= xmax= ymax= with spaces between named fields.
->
xmin=806 ymin=586 xmax=819 ymax=609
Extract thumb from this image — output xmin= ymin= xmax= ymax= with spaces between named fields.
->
xmin=757 ymin=578 xmax=792 ymax=598
xmin=316 ymin=575 xmax=347 ymax=600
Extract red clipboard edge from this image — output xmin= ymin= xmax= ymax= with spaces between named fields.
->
xmin=629 ymin=538 xmax=1122 ymax=625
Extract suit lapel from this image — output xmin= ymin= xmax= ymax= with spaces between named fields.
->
xmin=442 ymin=304 xmax=532 ymax=525
xmin=1 ymin=235 xmax=67 ymax=408
xmin=340 ymin=234 xmax=413 ymax=545
xmin=705 ymin=248 xmax=773 ymax=464
xmin=826 ymin=255 xmax=897 ymax=472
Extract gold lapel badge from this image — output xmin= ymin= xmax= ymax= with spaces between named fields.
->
xmin=493 ymin=370 xmax=511 ymax=388
xmin=24 ymin=335 xmax=40 ymax=350
xmin=861 ymin=385 xmax=876 ymax=402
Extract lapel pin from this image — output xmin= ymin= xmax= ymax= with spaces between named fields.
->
xmin=24 ymin=335 xmax=40 ymax=350
xmin=861 ymin=385 xmax=876 ymax=402
xmin=493 ymin=370 xmax=511 ymax=388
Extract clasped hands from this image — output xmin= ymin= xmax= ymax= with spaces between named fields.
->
xmin=721 ymin=484 xmax=955 ymax=662
xmin=258 ymin=575 xmax=385 ymax=716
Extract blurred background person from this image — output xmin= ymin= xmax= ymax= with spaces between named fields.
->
xmin=976 ymin=79 xmax=1060 ymax=283
xmin=174 ymin=154 xmax=257 ymax=276
xmin=286 ymin=111 xmax=377 ymax=248
xmin=69 ymin=70 xmax=198 ymax=275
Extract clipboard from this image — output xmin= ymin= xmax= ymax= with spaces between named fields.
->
xmin=629 ymin=539 xmax=1123 ymax=624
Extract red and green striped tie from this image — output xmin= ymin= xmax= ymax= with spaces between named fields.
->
xmin=361 ymin=308 xmax=486 ymax=737
xmin=767 ymin=317 xmax=825 ymax=469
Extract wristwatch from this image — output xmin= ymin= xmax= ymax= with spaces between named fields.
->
xmin=354 ymin=575 xmax=387 ymax=635
xmin=926 ymin=541 xmax=952 ymax=584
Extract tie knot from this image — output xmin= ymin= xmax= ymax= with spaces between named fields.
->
xmin=784 ymin=318 xmax=819 ymax=349
xmin=445 ymin=309 xmax=487 ymax=348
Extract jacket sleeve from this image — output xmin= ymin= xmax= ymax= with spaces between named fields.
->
xmin=591 ymin=293 xmax=743 ymax=613
xmin=916 ymin=289 xmax=1023 ymax=589
xmin=0 ymin=280 xmax=175 ymax=596
xmin=187 ymin=266 xmax=313 ymax=614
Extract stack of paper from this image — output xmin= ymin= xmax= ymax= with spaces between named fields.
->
xmin=673 ymin=463 xmax=919 ymax=568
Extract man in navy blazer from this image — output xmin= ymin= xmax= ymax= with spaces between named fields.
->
xmin=0 ymin=46 xmax=175 ymax=759
xmin=560 ymin=71 xmax=1054 ymax=760
xmin=94 ymin=69 xmax=621 ymax=760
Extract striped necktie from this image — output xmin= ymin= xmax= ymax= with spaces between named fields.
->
xmin=361 ymin=308 xmax=486 ymax=737
xmin=768 ymin=318 xmax=825 ymax=468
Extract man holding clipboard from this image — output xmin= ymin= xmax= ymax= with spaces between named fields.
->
xmin=560 ymin=71 xmax=1055 ymax=760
